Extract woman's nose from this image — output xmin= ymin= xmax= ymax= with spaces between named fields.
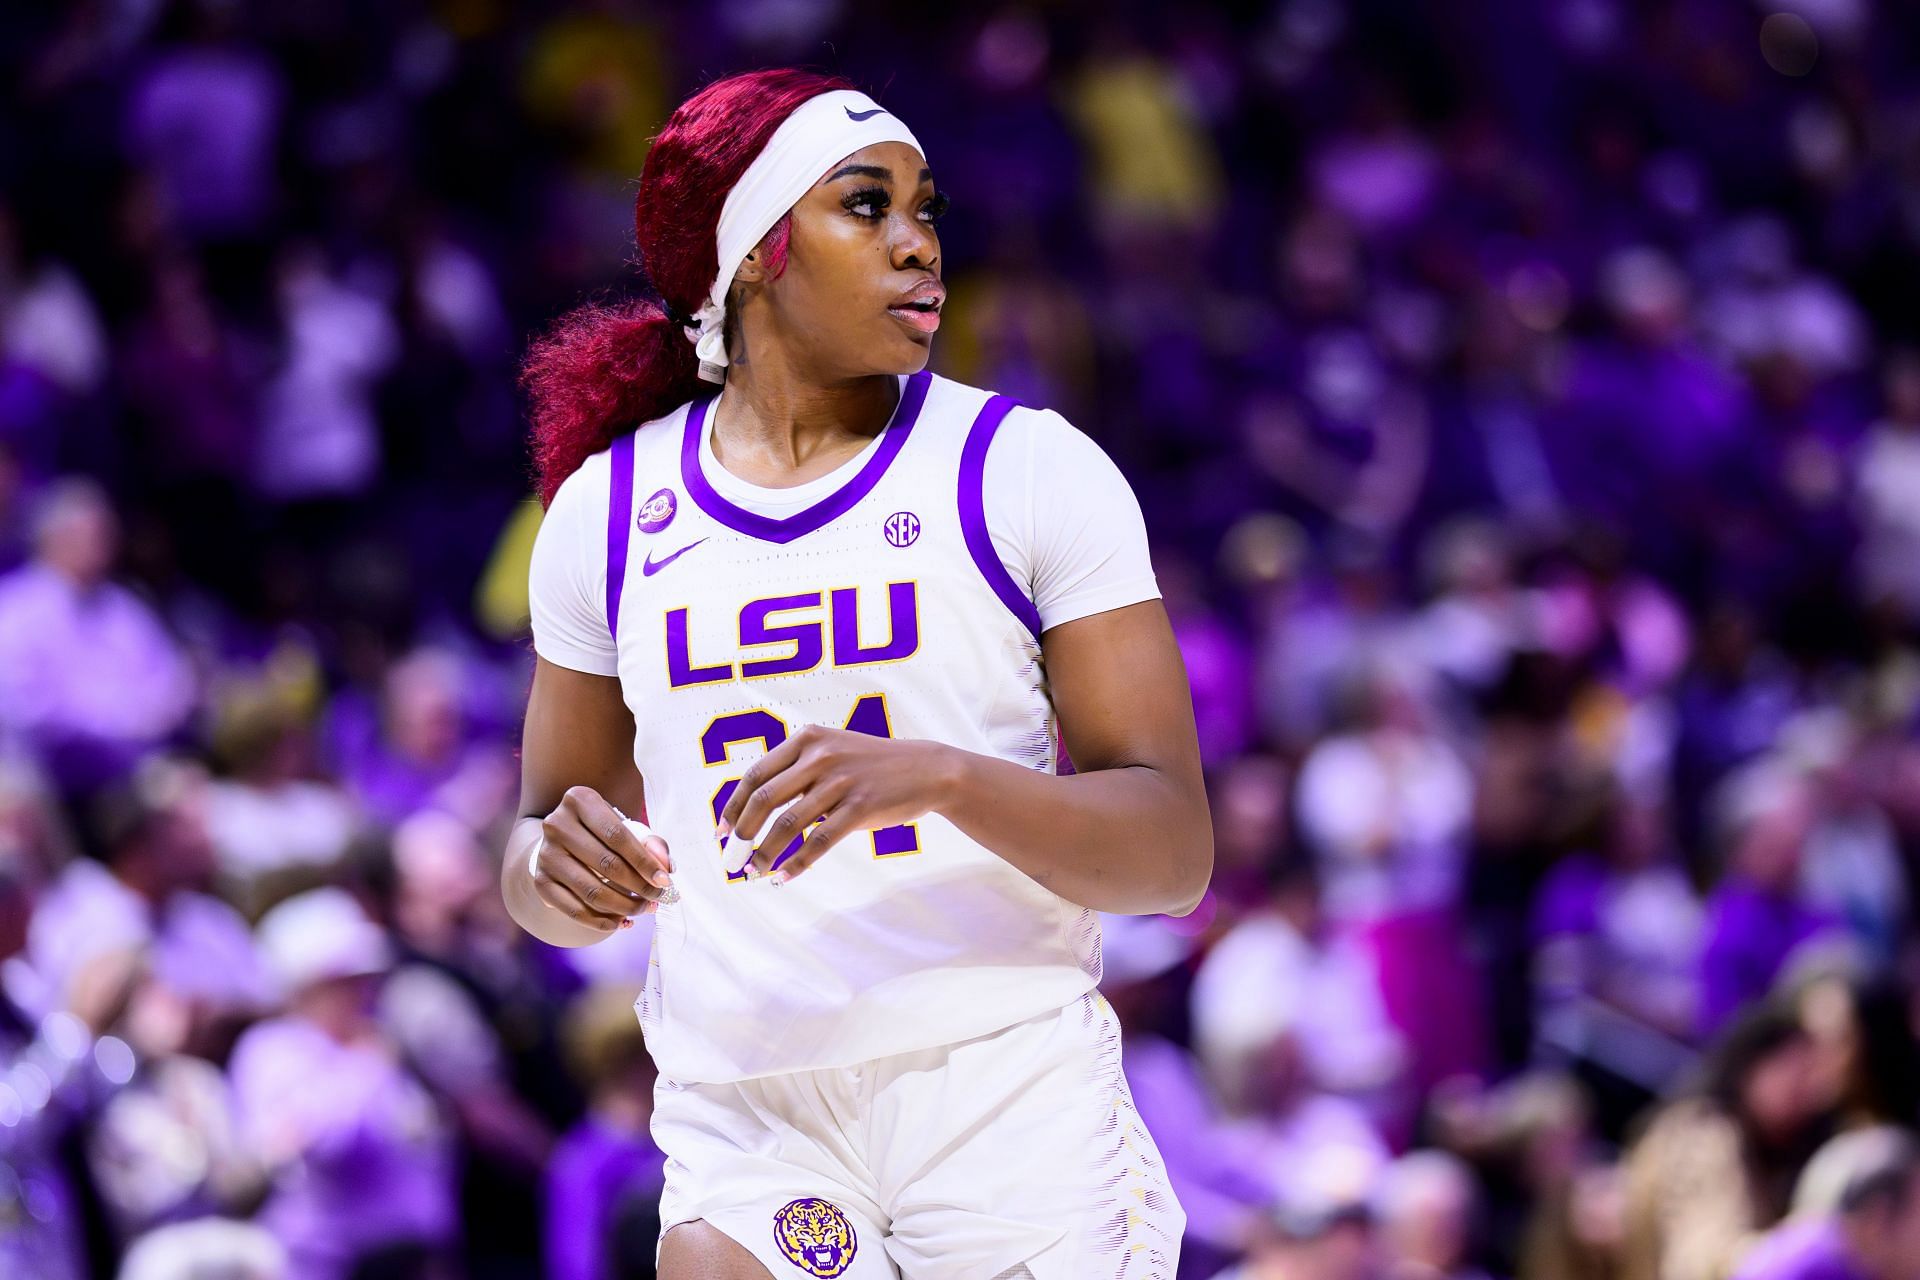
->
xmin=891 ymin=214 xmax=937 ymax=271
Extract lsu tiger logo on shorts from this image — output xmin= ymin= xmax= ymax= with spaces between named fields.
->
xmin=772 ymin=1197 xmax=858 ymax=1277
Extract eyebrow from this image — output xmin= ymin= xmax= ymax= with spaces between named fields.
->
xmin=824 ymin=163 xmax=934 ymax=185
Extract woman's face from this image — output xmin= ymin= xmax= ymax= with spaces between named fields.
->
xmin=1740 ymin=1034 xmax=1826 ymax=1143
xmin=742 ymin=141 xmax=946 ymax=377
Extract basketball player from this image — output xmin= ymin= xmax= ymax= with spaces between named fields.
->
xmin=504 ymin=68 xmax=1212 ymax=1279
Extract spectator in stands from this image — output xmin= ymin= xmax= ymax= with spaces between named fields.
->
xmin=1621 ymin=1005 xmax=1837 ymax=1280
xmin=1375 ymin=1150 xmax=1495 ymax=1280
xmin=228 ymin=887 xmax=457 ymax=1280
xmin=1698 ymin=761 xmax=1852 ymax=1038
xmin=0 ymin=480 xmax=195 ymax=791
xmin=1734 ymin=1127 xmax=1920 ymax=1280
xmin=546 ymin=982 xmax=666 ymax=1280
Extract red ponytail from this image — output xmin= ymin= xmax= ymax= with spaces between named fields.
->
xmin=521 ymin=67 xmax=859 ymax=507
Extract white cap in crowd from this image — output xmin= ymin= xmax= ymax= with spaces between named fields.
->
xmin=255 ymin=886 xmax=391 ymax=996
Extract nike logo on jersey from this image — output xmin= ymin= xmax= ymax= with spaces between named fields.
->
xmin=642 ymin=539 xmax=707 ymax=576
xmin=844 ymin=106 xmax=885 ymax=121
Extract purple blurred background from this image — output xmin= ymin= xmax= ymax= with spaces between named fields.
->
xmin=5 ymin=2 xmax=1920 ymax=1278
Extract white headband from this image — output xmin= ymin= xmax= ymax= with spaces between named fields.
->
xmin=683 ymin=89 xmax=927 ymax=383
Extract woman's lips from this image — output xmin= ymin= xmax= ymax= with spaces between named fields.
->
xmin=887 ymin=305 xmax=941 ymax=334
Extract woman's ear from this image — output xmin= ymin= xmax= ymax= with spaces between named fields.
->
xmin=733 ymin=246 xmax=768 ymax=286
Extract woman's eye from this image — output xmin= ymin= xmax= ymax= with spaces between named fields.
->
xmin=844 ymin=187 xmax=949 ymax=224
xmin=845 ymin=188 xmax=889 ymax=220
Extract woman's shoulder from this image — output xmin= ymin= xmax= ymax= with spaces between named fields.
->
xmin=626 ymin=393 xmax=707 ymax=467
xmin=1630 ymin=1096 xmax=1742 ymax=1167
xmin=554 ymin=393 xmax=691 ymax=490
xmin=547 ymin=440 xmax=616 ymax=512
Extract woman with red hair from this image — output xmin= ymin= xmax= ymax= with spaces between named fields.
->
xmin=506 ymin=67 xmax=1210 ymax=1278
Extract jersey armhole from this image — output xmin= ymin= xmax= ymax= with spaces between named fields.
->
xmin=605 ymin=432 xmax=636 ymax=645
xmin=956 ymin=394 xmax=1043 ymax=642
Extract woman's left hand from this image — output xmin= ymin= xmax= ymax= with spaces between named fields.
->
xmin=716 ymin=725 xmax=958 ymax=883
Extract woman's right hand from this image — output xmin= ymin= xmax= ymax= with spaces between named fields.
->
xmin=530 ymin=785 xmax=675 ymax=934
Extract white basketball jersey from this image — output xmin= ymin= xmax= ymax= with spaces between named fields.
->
xmin=604 ymin=370 xmax=1103 ymax=1083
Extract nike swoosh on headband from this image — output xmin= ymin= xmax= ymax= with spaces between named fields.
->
xmin=844 ymin=106 xmax=887 ymax=121
xmin=642 ymin=539 xmax=708 ymax=576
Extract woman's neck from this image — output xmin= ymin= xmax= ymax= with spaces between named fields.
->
xmin=709 ymin=358 xmax=900 ymax=486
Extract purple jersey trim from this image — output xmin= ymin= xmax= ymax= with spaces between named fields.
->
xmin=605 ymin=432 xmax=636 ymax=644
xmin=957 ymin=393 xmax=1043 ymax=641
xmin=679 ymin=370 xmax=932 ymax=545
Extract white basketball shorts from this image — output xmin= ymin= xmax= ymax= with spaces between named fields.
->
xmin=652 ymin=990 xmax=1184 ymax=1279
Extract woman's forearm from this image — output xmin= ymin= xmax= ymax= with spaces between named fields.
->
xmin=933 ymin=745 xmax=1212 ymax=916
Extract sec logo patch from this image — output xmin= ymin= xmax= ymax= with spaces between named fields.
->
xmin=883 ymin=511 xmax=920 ymax=547
xmin=772 ymin=1197 xmax=858 ymax=1277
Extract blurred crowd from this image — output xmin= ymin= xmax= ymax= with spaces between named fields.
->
xmin=5 ymin=1 xmax=1920 ymax=1278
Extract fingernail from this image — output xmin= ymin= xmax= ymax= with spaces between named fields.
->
xmin=715 ymin=818 xmax=732 ymax=840
xmin=653 ymin=872 xmax=673 ymax=889
xmin=619 ymin=917 xmax=634 ymax=930
xmin=770 ymin=870 xmax=789 ymax=887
